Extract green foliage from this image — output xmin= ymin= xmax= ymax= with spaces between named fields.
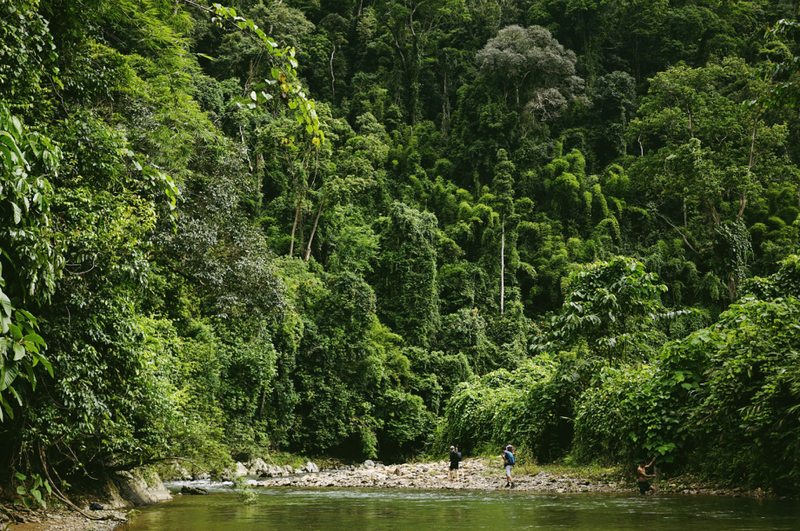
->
xmin=670 ymin=296 xmax=800 ymax=492
xmin=541 ymin=257 xmax=672 ymax=362
xmin=0 ymin=105 xmax=59 ymax=421
xmin=440 ymin=353 xmax=579 ymax=461
xmin=232 ymin=476 xmax=257 ymax=504
xmin=13 ymin=472 xmax=51 ymax=509
xmin=743 ymin=254 xmax=800 ymax=299
xmin=0 ymin=0 xmax=58 ymax=105
xmin=3 ymin=0 xmax=800 ymax=492
xmin=571 ymin=363 xmax=685 ymax=465
xmin=373 ymin=202 xmax=441 ymax=348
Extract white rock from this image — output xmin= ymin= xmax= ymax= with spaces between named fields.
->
xmin=234 ymin=462 xmax=249 ymax=477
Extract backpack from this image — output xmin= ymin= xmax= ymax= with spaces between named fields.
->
xmin=504 ymin=450 xmax=515 ymax=465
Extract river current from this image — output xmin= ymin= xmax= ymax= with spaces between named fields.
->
xmin=120 ymin=482 xmax=800 ymax=531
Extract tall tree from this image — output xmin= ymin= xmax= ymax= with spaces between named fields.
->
xmin=373 ymin=0 xmax=466 ymax=124
xmin=475 ymin=25 xmax=584 ymax=136
xmin=492 ymin=149 xmax=515 ymax=314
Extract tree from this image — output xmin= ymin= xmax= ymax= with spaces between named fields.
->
xmin=492 ymin=149 xmax=515 ymax=315
xmin=373 ymin=0 xmax=466 ymax=123
xmin=373 ymin=202 xmax=440 ymax=348
xmin=629 ymin=58 xmax=800 ymax=298
xmin=476 ymin=25 xmax=584 ymax=134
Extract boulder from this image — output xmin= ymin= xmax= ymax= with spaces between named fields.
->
xmin=107 ymin=468 xmax=172 ymax=507
xmin=282 ymin=465 xmax=295 ymax=475
xmin=234 ymin=462 xmax=249 ymax=477
xmin=303 ymin=462 xmax=319 ymax=473
xmin=170 ymin=464 xmax=192 ymax=481
xmin=180 ymin=486 xmax=210 ymax=495
xmin=363 ymin=460 xmax=375 ymax=469
xmin=249 ymin=458 xmax=268 ymax=476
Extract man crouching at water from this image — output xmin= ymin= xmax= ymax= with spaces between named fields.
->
xmin=637 ymin=457 xmax=656 ymax=494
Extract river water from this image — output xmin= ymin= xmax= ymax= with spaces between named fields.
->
xmin=120 ymin=483 xmax=800 ymax=531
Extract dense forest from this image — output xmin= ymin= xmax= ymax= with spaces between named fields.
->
xmin=3 ymin=0 xmax=800 ymax=499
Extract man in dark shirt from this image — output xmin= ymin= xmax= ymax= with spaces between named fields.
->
xmin=449 ymin=445 xmax=462 ymax=481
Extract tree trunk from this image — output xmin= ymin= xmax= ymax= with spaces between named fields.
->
xmin=289 ymin=194 xmax=303 ymax=256
xmin=304 ymin=191 xmax=327 ymax=262
xmin=500 ymin=217 xmax=505 ymax=315
xmin=330 ymin=45 xmax=336 ymax=102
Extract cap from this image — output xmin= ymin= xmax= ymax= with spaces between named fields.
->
xmin=450 ymin=445 xmax=455 ymax=450
xmin=506 ymin=445 xmax=513 ymax=450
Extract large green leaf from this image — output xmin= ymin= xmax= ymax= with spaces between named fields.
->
xmin=0 ymin=290 xmax=11 ymax=318
xmin=13 ymin=343 xmax=25 ymax=361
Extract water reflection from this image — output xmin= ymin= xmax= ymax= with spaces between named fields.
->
xmin=122 ymin=487 xmax=800 ymax=531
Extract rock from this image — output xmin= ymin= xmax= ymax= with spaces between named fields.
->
xmin=194 ymin=472 xmax=210 ymax=481
xmin=249 ymin=458 xmax=269 ymax=476
xmin=90 ymin=502 xmax=105 ymax=510
xmin=282 ymin=465 xmax=295 ymax=475
xmin=303 ymin=462 xmax=320 ymax=473
xmin=363 ymin=460 xmax=375 ymax=468
xmin=110 ymin=468 xmax=173 ymax=507
xmin=235 ymin=462 xmax=249 ymax=477
xmin=180 ymin=486 xmax=210 ymax=495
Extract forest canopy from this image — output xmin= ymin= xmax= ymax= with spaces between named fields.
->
xmin=2 ymin=0 xmax=800 ymax=497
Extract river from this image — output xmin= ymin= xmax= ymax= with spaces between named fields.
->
xmin=120 ymin=483 xmax=800 ymax=531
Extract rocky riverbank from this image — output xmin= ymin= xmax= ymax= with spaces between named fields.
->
xmin=243 ymin=458 xmax=774 ymax=498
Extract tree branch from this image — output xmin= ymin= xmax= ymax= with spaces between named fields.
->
xmin=654 ymin=212 xmax=706 ymax=255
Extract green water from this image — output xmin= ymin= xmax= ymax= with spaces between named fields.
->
xmin=121 ymin=486 xmax=800 ymax=531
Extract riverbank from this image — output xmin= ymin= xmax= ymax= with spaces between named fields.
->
xmin=1 ymin=507 xmax=127 ymax=531
xmin=247 ymin=457 xmax=773 ymax=498
xmin=2 ymin=457 xmax=781 ymax=530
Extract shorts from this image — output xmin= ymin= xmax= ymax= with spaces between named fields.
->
xmin=449 ymin=463 xmax=459 ymax=470
xmin=638 ymin=480 xmax=652 ymax=494
xmin=505 ymin=465 xmax=513 ymax=476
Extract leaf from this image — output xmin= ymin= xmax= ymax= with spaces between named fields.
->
xmin=12 ymin=202 xmax=22 ymax=224
xmin=35 ymin=354 xmax=53 ymax=378
xmin=21 ymin=360 xmax=35 ymax=391
xmin=0 ymin=395 xmax=9 ymax=420
xmin=0 ymin=289 xmax=11 ymax=318
xmin=13 ymin=344 xmax=25 ymax=361
xmin=1 ymin=364 xmax=19 ymax=391
xmin=8 ymin=323 xmax=22 ymax=341
xmin=24 ymin=332 xmax=45 ymax=347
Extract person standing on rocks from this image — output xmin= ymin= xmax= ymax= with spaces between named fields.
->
xmin=449 ymin=445 xmax=462 ymax=481
xmin=502 ymin=445 xmax=515 ymax=488
xmin=637 ymin=457 xmax=657 ymax=494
